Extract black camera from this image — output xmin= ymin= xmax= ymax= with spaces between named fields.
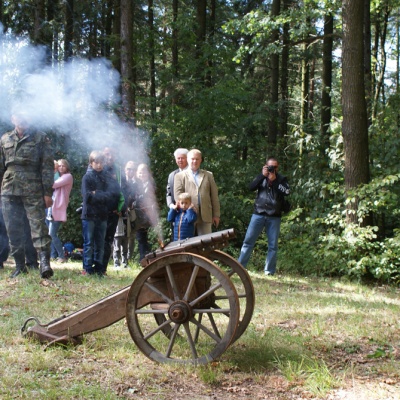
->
xmin=267 ymin=165 xmax=276 ymax=173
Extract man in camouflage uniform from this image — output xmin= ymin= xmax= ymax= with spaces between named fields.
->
xmin=0 ymin=113 xmax=54 ymax=278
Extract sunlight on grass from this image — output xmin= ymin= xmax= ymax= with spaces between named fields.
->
xmin=1 ymin=262 xmax=400 ymax=398
xmin=274 ymin=354 xmax=341 ymax=397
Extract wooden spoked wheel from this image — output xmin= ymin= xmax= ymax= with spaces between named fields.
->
xmin=209 ymin=250 xmax=255 ymax=342
xmin=126 ymin=253 xmax=240 ymax=365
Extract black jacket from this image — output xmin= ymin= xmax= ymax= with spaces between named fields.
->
xmin=250 ymin=173 xmax=290 ymax=217
xmin=81 ymin=166 xmax=121 ymax=220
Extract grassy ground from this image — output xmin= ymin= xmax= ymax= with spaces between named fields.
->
xmin=1 ymin=258 xmax=400 ymax=399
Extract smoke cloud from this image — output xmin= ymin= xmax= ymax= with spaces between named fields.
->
xmin=0 ymin=25 xmax=163 ymax=241
xmin=0 ymin=24 xmax=147 ymax=163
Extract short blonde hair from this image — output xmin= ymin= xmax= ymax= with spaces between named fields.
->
xmin=178 ymin=192 xmax=191 ymax=202
xmin=89 ymin=150 xmax=105 ymax=164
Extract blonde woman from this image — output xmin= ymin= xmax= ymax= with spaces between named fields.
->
xmin=49 ymin=159 xmax=73 ymax=262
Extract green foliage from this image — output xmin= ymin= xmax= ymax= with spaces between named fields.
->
xmin=278 ymin=172 xmax=400 ymax=283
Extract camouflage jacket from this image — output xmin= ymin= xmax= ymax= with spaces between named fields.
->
xmin=0 ymin=128 xmax=54 ymax=197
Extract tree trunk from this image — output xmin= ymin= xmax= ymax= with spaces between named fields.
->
xmin=171 ymin=0 xmax=179 ymax=105
xmin=64 ymin=0 xmax=74 ymax=61
xmin=299 ymin=43 xmax=309 ymax=156
xmin=268 ymin=0 xmax=280 ymax=147
xmin=279 ymin=0 xmax=292 ymax=147
xmin=342 ymin=0 xmax=370 ymax=224
xmin=47 ymin=0 xmax=60 ymax=65
xmin=397 ymin=9 xmax=400 ymax=128
xmin=196 ymin=0 xmax=207 ymax=83
xmin=205 ymin=0 xmax=215 ymax=87
xmin=321 ymin=12 xmax=333 ymax=149
xmin=364 ymin=0 xmax=372 ymax=124
xmin=34 ymin=0 xmax=52 ymax=63
xmin=120 ymin=0 xmax=135 ymax=120
xmin=148 ymin=0 xmax=156 ymax=125
xmin=113 ymin=0 xmax=121 ymax=73
xmin=372 ymin=5 xmax=390 ymax=119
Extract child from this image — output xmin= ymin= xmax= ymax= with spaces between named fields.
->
xmin=113 ymin=212 xmax=130 ymax=268
xmin=167 ymin=192 xmax=197 ymax=241
xmin=81 ymin=150 xmax=120 ymax=276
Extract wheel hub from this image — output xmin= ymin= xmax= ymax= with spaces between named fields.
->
xmin=168 ymin=300 xmax=192 ymax=324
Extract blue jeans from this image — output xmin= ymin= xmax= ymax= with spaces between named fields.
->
xmin=82 ymin=219 xmax=107 ymax=274
xmin=238 ymin=214 xmax=281 ymax=274
xmin=49 ymin=221 xmax=64 ymax=258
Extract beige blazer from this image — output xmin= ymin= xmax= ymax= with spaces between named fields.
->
xmin=174 ymin=169 xmax=220 ymax=223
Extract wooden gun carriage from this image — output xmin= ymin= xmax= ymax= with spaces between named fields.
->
xmin=22 ymin=229 xmax=255 ymax=365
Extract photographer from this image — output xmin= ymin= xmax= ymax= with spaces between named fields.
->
xmin=238 ymin=157 xmax=290 ymax=276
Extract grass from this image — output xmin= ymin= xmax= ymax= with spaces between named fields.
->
xmin=1 ymin=258 xmax=400 ymax=399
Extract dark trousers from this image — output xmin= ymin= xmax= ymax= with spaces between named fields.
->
xmin=2 ymin=195 xmax=50 ymax=263
xmin=0 ymin=208 xmax=37 ymax=266
xmin=102 ymin=213 xmax=119 ymax=270
xmin=136 ymin=228 xmax=150 ymax=261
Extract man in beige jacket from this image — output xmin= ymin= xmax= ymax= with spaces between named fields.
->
xmin=174 ymin=149 xmax=220 ymax=235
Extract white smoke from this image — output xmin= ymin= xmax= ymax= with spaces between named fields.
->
xmin=0 ymin=24 xmax=148 ymax=162
xmin=0 ymin=25 xmax=164 ymax=242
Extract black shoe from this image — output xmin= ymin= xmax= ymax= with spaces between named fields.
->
xmin=10 ymin=266 xmax=28 ymax=278
xmin=39 ymin=251 xmax=54 ymax=279
xmin=27 ymin=263 xmax=39 ymax=270
xmin=40 ymin=265 xmax=54 ymax=279
xmin=0 ymin=262 xmax=3 ymax=269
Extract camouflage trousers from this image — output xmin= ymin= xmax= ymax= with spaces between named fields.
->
xmin=1 ymin=195 xmax=51 ymax=262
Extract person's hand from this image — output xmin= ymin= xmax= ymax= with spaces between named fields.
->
xmin=213 ymin=217 xmax=220 ymax=228
xmin=262 ymin=165 xmax=269 ymax=177
xmin=44 ymin=196 xmax=53 ymax=208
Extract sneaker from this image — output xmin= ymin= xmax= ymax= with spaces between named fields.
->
xmin=122 ymin=263 xmax=128 ymax=268
xmin=264 ymin=271 xmax=275 ymax=276
xmin=56 ymin=258 xmax=67 ymax=263
xmin=81 ymin=270 xmax=93 ymax=276
xmin=114 ymin=263 xmax=120 ymax=268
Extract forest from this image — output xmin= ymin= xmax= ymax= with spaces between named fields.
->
xmin=0 ymin=0 xmax=400 ymax=283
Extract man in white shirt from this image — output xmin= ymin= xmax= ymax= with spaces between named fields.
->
xmin=166 ymin=148 xmax=189 ymax=209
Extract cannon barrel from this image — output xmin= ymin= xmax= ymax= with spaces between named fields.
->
xmin=141 ymin=228 xmax=236 ymax=267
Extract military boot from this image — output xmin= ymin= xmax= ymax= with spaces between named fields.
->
xmin=10 ymin=263 xmax=28 ymax=278
xmin=39 ymin=251 xmax=54 ymax=279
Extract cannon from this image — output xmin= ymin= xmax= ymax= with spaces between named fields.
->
xmin=22 ymin=229 xmax=255 ymax=365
